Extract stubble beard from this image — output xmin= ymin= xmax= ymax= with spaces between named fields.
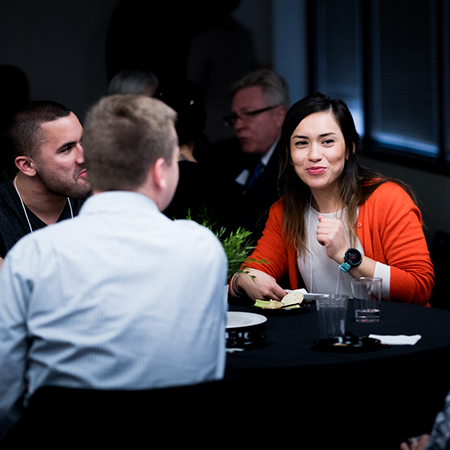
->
xmin=36 ymin=166 xmax=91 ymax=200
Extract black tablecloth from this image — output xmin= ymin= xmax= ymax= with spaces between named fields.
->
xmin=225 ymin=298 xmax=450 ymax=449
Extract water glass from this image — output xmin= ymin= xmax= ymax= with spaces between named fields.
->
xmin=315 ymin=295 xmax=349 ymax=339
xmin=351 ymin=277 xmax=382 ymax=323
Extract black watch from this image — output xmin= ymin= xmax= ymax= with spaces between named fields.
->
xmin=339 ymin=248 xmax=362 ymax=273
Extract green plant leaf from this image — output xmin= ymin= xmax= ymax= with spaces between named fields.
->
xmin=185 ymin=208 xmax=267 ymax=282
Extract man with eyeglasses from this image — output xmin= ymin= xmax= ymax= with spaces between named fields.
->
xmin=212 ymin=69 xmax=290 ymax=240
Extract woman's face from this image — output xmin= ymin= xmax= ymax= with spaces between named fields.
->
xmin=290 ymin=111 xmax=348 ymax=200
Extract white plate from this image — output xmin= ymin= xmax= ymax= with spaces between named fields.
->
xmin=226 ymin=311 xmax=267 ymax=329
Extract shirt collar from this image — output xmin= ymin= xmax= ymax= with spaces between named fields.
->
xmin=80 ymin=191 xmax=159 ymax=216
xmin=260 ymin=136 xmax=280 ymax=166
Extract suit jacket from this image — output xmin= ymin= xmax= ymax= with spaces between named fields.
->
xmin=204 ymin=137 xmax=282 ymax=243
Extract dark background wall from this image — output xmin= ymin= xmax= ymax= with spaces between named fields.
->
xmin=0 ymin=0 xmax=448 ymax=244
xmin=0 ymin=0 xmax=121 ymax=120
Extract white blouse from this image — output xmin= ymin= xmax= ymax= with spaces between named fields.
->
xmin=297 ymin=205 xmax=390 ymax=299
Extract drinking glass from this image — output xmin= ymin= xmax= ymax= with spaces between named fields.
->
xmin=351 ymin=277 xmax=382 ymax=323
xmin=315 ymin=295 xmax=349 ymax=339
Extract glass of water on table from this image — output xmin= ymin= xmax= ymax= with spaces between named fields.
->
xmin=316 ymin=295 xmax=349 ymax=338
xmin=351 ymin=277 xmax=382 ymax=323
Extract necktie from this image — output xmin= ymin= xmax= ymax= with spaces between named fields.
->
xmin=247 ymin=160 xmax=264 ymax=188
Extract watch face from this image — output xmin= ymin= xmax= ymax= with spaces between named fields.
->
xmin=346 ymin=249 xmax=362 ymax=265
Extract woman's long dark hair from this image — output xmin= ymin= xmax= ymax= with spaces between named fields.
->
xmin=277 ymin=92 xmax=417 ymax=255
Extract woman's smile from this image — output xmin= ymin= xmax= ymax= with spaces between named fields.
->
xmin=290 ymin=111 xmax=347 ymax=199
xmin=306 ymin=166 xmax=327 ymax=175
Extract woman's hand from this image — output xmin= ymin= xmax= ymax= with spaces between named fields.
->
xmin=235 ymin=268 xmax=287 ymax=301
xmin=316 ymin=215 xmax=376 ymax=278
xmin=399 ymin=435 xmax=430 ymax=450
xmin=316 ymin=215 xmax=348 ymax=263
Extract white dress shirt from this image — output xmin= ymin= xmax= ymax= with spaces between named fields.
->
xmin=0 ymin=191 xmax=228 ymax=440
xmin=234 ymin=137 xmax=279 ymax=186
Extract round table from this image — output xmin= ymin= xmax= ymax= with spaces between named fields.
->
xmin=225 ymin=298 xmax=450 ymax=449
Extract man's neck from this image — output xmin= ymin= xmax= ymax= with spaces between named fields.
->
xmin=14 ymin=173 xmax=68 ymax=225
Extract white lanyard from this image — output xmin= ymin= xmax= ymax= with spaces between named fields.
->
xmin=13 ymin=176 xmax=73 ymax=233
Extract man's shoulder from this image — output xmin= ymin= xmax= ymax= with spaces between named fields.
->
xmin=0 ymin=179 xmax=19 ymax=215
xmin=171 ymin=218 xmax=225 ymax=254
xmin=0 ymin=179 xmax=14 ymax=199
xmin=172 ymin=217 xmax=216 ymax=237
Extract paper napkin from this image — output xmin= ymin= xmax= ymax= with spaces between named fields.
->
xmin=369 ymin=334 xmax=422 ymax=345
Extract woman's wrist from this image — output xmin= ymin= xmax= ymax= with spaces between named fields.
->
xmin=229 ymin=272 xmax=244 ymax=298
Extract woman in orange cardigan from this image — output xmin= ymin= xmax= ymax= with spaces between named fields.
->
xmin=230 ymin=93 xmax=434 ymax=306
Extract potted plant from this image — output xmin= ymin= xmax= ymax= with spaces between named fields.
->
xmin=186 ymin=209 xmax=266 ymax=283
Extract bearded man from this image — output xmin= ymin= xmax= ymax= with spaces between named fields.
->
xmin=0 ymin=101 xmax=91 ymax=267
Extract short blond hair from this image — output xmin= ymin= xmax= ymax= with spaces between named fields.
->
xmin=83 ymin=95 xmax=177 ymax=192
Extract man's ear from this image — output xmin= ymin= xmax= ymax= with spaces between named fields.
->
xmin=275 ymin=106 xmax=287 ymax=128
xmin=151 ymin=157 xmax=167 ymax=191
xmin=14 ymin=156 xmax=37 ymax=176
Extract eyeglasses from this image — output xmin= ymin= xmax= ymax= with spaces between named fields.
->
xmin=223 ymin=105 xmax=279 ymax=127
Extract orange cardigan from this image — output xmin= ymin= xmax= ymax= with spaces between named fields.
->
xmin=241 ymin=182 xmax=434 ymax=306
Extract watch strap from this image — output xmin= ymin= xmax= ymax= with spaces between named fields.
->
xmin=339 ymin=261 xmax=351 ymax=273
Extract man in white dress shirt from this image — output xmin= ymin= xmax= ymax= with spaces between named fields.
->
xmin=0 ymin=95 xmax=228 ymax=442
